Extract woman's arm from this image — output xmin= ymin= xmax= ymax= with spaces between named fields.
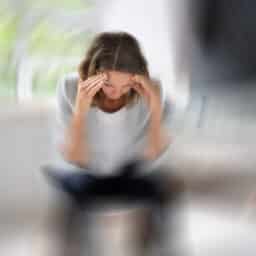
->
xmin=56 ymin=76 xmax=89 ymax=169
xmin=131 ymin=75 xmax=171 ymax=161
xmin=57 ymin=73 xmax=105 ymax=169
xmin=145 ymin=110 xmax=170 ymax=160
xmin=61 ymin=112 xmax=89 ymax=168
xmin=145 ymin=99 xmax=173 ymax=170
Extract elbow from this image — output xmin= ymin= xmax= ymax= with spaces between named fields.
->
xmin=59 ymin=143 xmax=89 ymax=169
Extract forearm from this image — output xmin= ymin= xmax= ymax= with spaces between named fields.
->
xmin=145 ymin=110 xmax=170 ymax=160
xmin=148 ymin=112 xmax=162 ymax=145
xmin=62 ymin=112 xmax=89 ymax=168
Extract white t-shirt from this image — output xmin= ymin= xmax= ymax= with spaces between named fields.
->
xmin=53 ymin=72 xmax=173 ymax=175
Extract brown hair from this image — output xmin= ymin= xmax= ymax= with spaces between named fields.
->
xmin=78 ymin=31 xmax=150 ymax=107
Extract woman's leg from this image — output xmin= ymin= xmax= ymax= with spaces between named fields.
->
xmin=42 ymin=166 xmax=98 ymax=256
xmin=116 ymin=164 xmax=185 ymax=254
xmin=143 ymin=171 xmax=185 ymax=255
xmin=42 ymin=166 xmax=97 ymax=203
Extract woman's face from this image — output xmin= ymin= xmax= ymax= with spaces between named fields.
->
xmin=101 ymin=70 xmax=134 ymax=100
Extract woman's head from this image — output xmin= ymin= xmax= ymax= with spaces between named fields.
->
xmin=78 ymin=31 xmax=149 ymax=104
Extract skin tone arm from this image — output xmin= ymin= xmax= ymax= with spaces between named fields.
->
xmin=131 ymin=75 xmax=170 ymax=160
xmin=60 ymin=73 xmax=107 ymax=168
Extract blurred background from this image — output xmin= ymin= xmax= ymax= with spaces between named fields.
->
xmin=1 ymin=0 xmax=256 ymax=255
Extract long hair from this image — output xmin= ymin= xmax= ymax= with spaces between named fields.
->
xmin=78 ymin=31 xmax=150 ymax=107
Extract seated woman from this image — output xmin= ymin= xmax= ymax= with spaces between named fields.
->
xmin=49 ymin=31 xmax=174 ymax=198
xmin=45 ymin=31 xmax=179 ymax=255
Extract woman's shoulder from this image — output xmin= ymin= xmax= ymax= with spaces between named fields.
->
xmin=57 ymin=72 xmax=79 ymax=109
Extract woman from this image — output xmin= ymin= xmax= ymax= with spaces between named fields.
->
xmin=55 ymin=31 xmax=173 ymax=175
xmin=46 ymin=31 xmax=177 ymax=255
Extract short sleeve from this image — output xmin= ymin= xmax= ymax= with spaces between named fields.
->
xmin=162 ymin=97 xmax=173 ymax=131
xmin=56 ymin=75 xmax=74 ymax=128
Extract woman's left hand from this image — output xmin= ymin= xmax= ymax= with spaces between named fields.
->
xmin=130 ymin=74 xmax=162 ymax=116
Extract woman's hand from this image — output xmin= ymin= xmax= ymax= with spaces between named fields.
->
xmin=74 ymin=73 xmax=107 ymax=116
xmin=131 ymin=75 xmax=162 ymax=116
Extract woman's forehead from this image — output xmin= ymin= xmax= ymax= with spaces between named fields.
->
xmin=106 ymin=70 xmax=133 ymax=82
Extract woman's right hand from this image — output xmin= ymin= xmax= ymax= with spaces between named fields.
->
xmin=74 ymin=73 xmax=107 ymax=116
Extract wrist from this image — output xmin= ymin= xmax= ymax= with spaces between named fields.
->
xmin=149 ymin=101 xmax=162 ymax=121
xmin=148 ymin=114 xmax=162 ymax=133
xmin=73 ymin=107 xmax=88 ymax=121
xmin=145 ymin=133 xmax=170 ymax=160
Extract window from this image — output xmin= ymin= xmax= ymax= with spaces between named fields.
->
xmin=0 ymin=0 xmax=94 ymax=101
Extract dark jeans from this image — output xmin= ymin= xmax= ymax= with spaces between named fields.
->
xmin=43 ymin=160 xmax=168 ymax=205
xmin=42 ymin=160 xmax=180 ymax=256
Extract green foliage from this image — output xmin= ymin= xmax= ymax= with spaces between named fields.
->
xmin=0 ymin=0 xmax=93 ymax=99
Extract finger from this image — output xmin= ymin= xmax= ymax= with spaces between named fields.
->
xmin=78 ymin=76 xmax=95 ymax=86
xmin=79 ymin=74 xmax=104 ymax=88
xmin=79 ymin=82 xmax=101 ymax=98
xmin=131 ymin=74 xmax=143 ymax=84
xmin=80 ymin=75 xmax=105 ymax=91
xmin=79 ymin=81 xmax=102 ymax=100
xmin=131 ymin=83 xmax=144 ymax=96
xmin=85 ymin=79 xmax=104 ymax=93
xmin=88 ymin=72 xmax=106 ymax=82
xmin=131 ymin=84 xmax=143 ymax=96
xmin=88 ymin=82 xmax=103 ymax=97
xmin=89 ymin=72 xmax=107 ymax=83
xmin=140 ymin=81 xmax=154 ymax=99
xmin=81 ymin=74 xmax=104 ymax=87
xmin=134 ymin=84 xmax=152 ymax=105
xmin=131 ymin=76 xmax=146 ymax=91
xmin=134 ymin=75 xmax=151 ymax=89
